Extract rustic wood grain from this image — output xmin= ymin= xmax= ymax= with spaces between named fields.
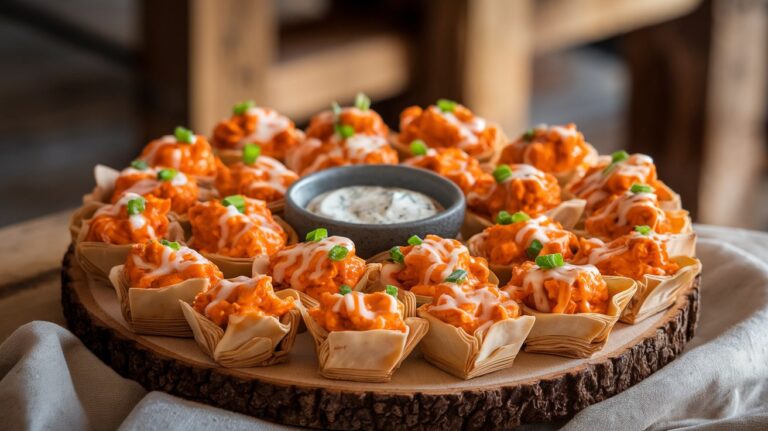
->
xmin=62 ymin=247 xmax=700 ymax=430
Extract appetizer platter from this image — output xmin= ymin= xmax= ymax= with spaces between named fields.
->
xmin=61 ymin=94 xmax=701 ymax=429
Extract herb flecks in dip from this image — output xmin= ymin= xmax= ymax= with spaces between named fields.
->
xmin=307 ymin=186 xmax=440 ymax=225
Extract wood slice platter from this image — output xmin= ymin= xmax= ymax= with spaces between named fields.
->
xmin=61 ymin=247 xmax=700 ymax=430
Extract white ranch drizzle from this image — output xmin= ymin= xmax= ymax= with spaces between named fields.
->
xmin=216 ymin=202 xmax=284 ymax=251
xmin=344 ymin=134 xmax=389 ymax=163
xmin=582 ymin=231 xmax=669 ymax=266
xmin=466 ymin=163 xmax=549 ymax=202
xmin=520 ymin=263 xmax=601 ymax=312
xmin=138 ymin=135 xmax=196 ymax=169
xmin=382 ymin=236 xmax=467 ymax=287
xmin=94 ymin=192 xmax=156 ymax=238
xmin=271 ymin=236 xmax=355 ymax=290
xmin=118 ymin=166 xmax=189 ymax=197
xmin=329 ymin=291 xmax=399 ymax=322
xmin=429 ymin=284 xmax=515 ymax=333
xmin=570 ymin=154 xmax=655 ymax=208
xmin=306 ymin=186 xmax=439 ymax=225
xmin=468 ymin=215 xmax=570 ymax=254
xmin=588 ymin=191 xmax=665 ymax=227
xmin=203 ymin=274 xmax=270 ymax=316
xmin=131 ymin=243 xmax=210 ymax=279
xmin=242 ymin=107 xmax=291 ymax=144
xmin=404 ymin=148 xmax=477 ymax=188
xmin=242 ymin=156 xmax=294 ymax=195
xmin=431 ymin=106 xmax=486 ymax=149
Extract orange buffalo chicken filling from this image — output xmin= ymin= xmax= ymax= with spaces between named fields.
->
xmin=269 ymin=235 xmax=368 ymax=299
xmin=305 ymin=107 xmax=389 ymax=141
xmin=467 ymin=164 xmax=561 ymax=220
xmin=573 ymin=232 xmax=680 ymax=280
xmin=425 ymin=283 xmax=521 ymax=334
xmin=215 ymin=157 xmax=298 ymax=203
xmin=137 ymin=130 xmax=217 ymax=177
xmin=381 ymin=235 xmax=492 ymax=298
xmin=504 ymin=261 xmax=609 ymax=314
xmin=124 ymin=240 xmax=222 ymax=289
xmin=398 ymin=102 xmax=499 ymax=157
xmin=193 ymin=274 xmax=295 ymax=327
xmin=211 ymin=104 xmax=301 ymax=160
xmin=567 ymin=152 xmax=675 ymax=212
xmin=468 ymin=216 xmax=578 ymax=266
xmin=585 ymin=190 xmax=689 ymax=240
xmin=310 ymin=291 xmax=406 ymax=332
xmin=498 ymin=123 xmax=597 ymax=176
xmin=111 ymin=166 xmax=199 ymax=214
xmin=85 ymin=193 xmax=170 ymax=245
xmin=404 ymin=147 xmax=494 ymax=194
xmin=188 ymin=197 xmax=287 ymax=258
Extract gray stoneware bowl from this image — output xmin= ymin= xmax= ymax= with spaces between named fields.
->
xmin=284 ymin=165 xmax=465 ymax=258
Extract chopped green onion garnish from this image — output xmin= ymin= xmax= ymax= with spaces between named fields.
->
xmin=131 ymin=160 xmax=148 ymax=170
xmin=407 ymin=235 xmax=423 ymax=246
xmin=611 ymin=150 xmax=630 ymax=163
xmin=126 ymin=197 xmax=145 ymax=216
xmin=410 ymin=139 xmax=428 ymax=156
xmin=385 ymin=285 xmax=398 ymax=297
xmin=436 ymin=98 xmax=457 ymax=113
xmin=635 ymin=225 xmax=652 ymax=235
xmin=526 ymin=239 xmax=543 ymax=259
xmin=492 ymin=164 xmax=512 ymax=183
xmin=242 ymin=143 xmax=261 ymax=164
xmin=328 ymin=245 xmax=349 ymax=261
xmin=222 ymin=194 xmax=246 ymax=213
xmin=157 ymin=168 xmax=178 ymax=181
xmin=331 ymin=101 xmax=342 ymax=118
xmin=496 ymin=211 xmax=513 ymax=225
xmin=522 ymin=128 xmax=536 ymax=141
xmin=444 ymin=269 xmax=468 ymax=284
xmin=233 ymin=100 xmax=255 ymax=115
xmin=339 ymin=284 xmax=352 ymax=295
xmin=160 ymin=239 xmax=181 ymax=250
xmin=335 ymin=124 xmax=355 ymax=139
xmin=535 ymin=253 xmax=565 ymax=269
xmin=512 ymin=211 xmax=530 ymax=223
xmin=174 ymin=126 xmax=195 ymax=144
xmin=305 ymin=228 xmax=328 ymax=242
xmin=389 ymin=246 xmax=405 ymax=264
xmin=630 ymin=183 xmax=654 ymax=194
xmin=355 ymin=92 xmax=371 ymax=111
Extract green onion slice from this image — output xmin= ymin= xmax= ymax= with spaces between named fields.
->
xmin=126 ymin=197 xmax=145 ymax=216
xmin=222 ymin=195 xmax=246 ymax=213
xmin=385 ymin=284 xmax=398 ymax=297
xmin=157 ymin=168 xmax=178 ymax=181
xmin=635 ymin=225 xmax=652 ymax=235
xmin=410 ymin=139 xmax=428 ymax=156
xmin=436 ymin=98 xmax=457 ymax=113
xmin=305 ymin=228 xmax=328 ymax=242
xmin=355 ymin=92 xmax=371 ymax=111
xmin=496 ymin=210 xmax=531 ymax=225
xmin=407 ymin=235 xmax=423 ymax=246
xmin=242 ymin=143 xmax=261 ymax=164
xmin=339 ymin=284 xmax=352 ymax=295
xmin=535 ymin=253 xmax=565 ymax=269
xmin=526 ymin=239 xmax=544 ymax=259
xmin=493 ymin=164 xmax=512 ymax=183
xmin=389 ymin=246 xmax=405 ymax=264
xmin=444 ymin=269 xmax=468 ymax=284
xmin=335 ymin=124 xmax=355 ymax=139
xmin=131 ymin=160 xmax=148 ymax=170
xmin=174 ymin=126 xmax=195 ymax=144
xmin=630 ymin=183 xmax=654 ymax=194
xmin=328 ymin=245 xmax=349 ymax=261
xmin=522 ymin=128 xmax=536 ymax=141
xmin=160 ymin=239 xmax=181 ymax=250
xmin=233 ymin=100 xmax=255 ymax=115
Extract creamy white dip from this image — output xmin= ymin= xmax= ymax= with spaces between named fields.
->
xmin=306 ymin=186 xmax=440 ymax=224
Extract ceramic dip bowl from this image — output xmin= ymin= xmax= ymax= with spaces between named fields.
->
xmin=284 ymin=165 xmax=465 ymax=258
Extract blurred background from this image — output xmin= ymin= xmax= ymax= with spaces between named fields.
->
xmin=0 ymin=0 xmax=765 ymax=229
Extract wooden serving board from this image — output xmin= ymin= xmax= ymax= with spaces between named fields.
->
xmin=61 ymin=248 xmax=700 ymax=430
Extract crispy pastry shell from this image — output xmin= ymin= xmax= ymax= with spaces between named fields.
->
xmin=462 ymin=198 xmax=586 ymax=240
xmin=417 ymin=308 xmax=535 ymax=379
xmin=179 ymin=289 xmax=301 ymax=367
xmin=521 ymin=276 xmax=637 ymax=358
xmin=108 ymin=264 xmax=210 ymax=337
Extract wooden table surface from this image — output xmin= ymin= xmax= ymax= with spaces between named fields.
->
xmin=0 ymin=210 xmax=72 ymax=342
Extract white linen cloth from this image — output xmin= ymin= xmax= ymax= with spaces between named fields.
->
xmin=0 ymin=225 xmax=767 ymax=431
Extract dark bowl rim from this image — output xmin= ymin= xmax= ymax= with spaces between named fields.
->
xmin=284 ymin=164 xmax=466 ymax=231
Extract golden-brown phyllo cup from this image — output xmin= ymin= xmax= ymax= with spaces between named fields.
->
xmin=494 ymin=123 xmax=599 ymax=187
xmin=299 ymin=288 xmax=428 ymax=382
xmin=108 ymin=239 xmax=223 ymax=337
xmin=462 ymin=163 xmax=586 ymax=239
xmin=179 ymin=274 xmax=301 ymax=367
xmin=417 ymin=283 xmax=535 ymax=379
xmin=467 ymin=212 xmax=580 ymax=285
xmin=573 ymin=229 xmax=701 ymax=324
xmin=74 ymin=193 xmax=185 ymax=280
xmin=503 ymin=256 xmax=637 ymax=358
xmin=367 ymin=234 xmax=498 ymax=306
xmin=267 ymin=228 xmax=380 ymax=310
xmin=186 ymin=195 xmax=297 ymax=278
xmin=394 ymin=100 xmax=506 ymax=164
